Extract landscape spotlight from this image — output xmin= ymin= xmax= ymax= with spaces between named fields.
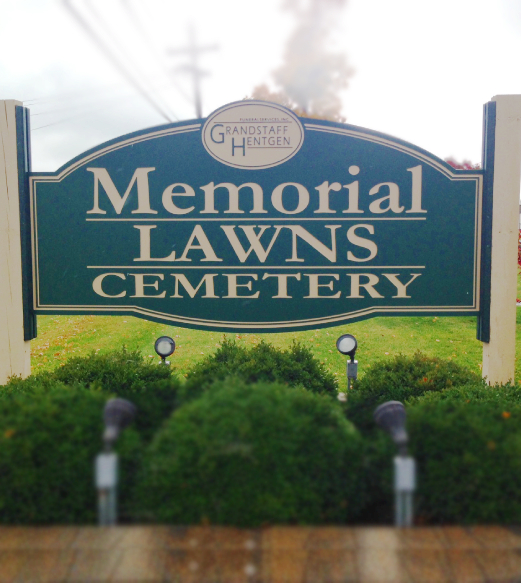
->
xmin=336 ymin=334 xmax=357 ymax=361
xmin=97 ymin=398 xmax=137 ymax=526
xmin=373 ymin=401 xmax=408 ymax=453
xmin=154 ymin=336 xmax=176 ymax=365
xmin=103 ymin=398 xmax=137 ymax=449
xmin=336 ymin=334 xmax=358 ymax=390
xmin=373 ymin=400 xmax=416 ymax=528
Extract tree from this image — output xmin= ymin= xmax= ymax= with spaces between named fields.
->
xmin=445 ymin=156 xmax=481 ymax=170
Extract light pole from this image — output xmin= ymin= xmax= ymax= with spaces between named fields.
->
xmin=373 ymin=401 xmax=416 ymax=528
xmin=154 ymin=336 xmax=176 ymax=365
xmin=95 ymin=398 xmax=137 ymax=526
xmin=336 ymin=334 xmax=358 ymax=391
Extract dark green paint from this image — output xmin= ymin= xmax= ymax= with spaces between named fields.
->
xmin=476 ymin=101 xmax=495 ymax=343
xmin=16 ymin=105 xmax=36 ymax=341
xmin=29 ymin=105 xmax=484 ymax=332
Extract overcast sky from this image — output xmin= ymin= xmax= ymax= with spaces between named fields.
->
xmin=1 ymin=0 xmax=520 ymax=171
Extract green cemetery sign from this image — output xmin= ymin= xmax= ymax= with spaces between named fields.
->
xmin=27 ymin=100 xmax=486 ymax=332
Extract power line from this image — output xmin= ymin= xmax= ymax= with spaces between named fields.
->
xmin=30 ymin=77 xmax=187 ymax=130
xmin=30 ymin=84 xmax=184 ymax=135
xmin=31 ymin=89 xmax=149 ymax=131
xmin=62 ymin=0 xmax=176 ymax=123
xmin=30 ymin=86 xmax=134 ymax=116
xmin=123 ymin=0 xmax=192 ymax=106
xmin=24 ymin=79 xmax=125 ymax=106
xmin=83 ymin=0 xmax=178 ymax=121
xmin=32 ymin=105 xmax=118 ymax=131
xmin=25 ymin=72 xmax=187 ymax=113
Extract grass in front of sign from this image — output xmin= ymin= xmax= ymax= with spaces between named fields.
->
xmin=27 ymin=271 xmax=521 ymax=383
xmin=29 ymin=313 xmax=487 ymax=382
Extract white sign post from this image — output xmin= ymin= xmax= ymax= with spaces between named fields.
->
xmin=0 ymin=100 xmax=31 ymax=384
xmin=482 ymin=95 xmax=521 ymax=385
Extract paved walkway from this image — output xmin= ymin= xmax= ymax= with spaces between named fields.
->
xmin=0 ymin=525 xmax=520 ymax=582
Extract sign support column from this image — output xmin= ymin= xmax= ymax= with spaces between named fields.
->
xmin=0 ymin=100 xmax=31 ymax=384
xmin=482 ymin=94 xmax=521 ymax=384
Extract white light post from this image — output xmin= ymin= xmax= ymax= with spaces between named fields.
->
xmin=95 ymin=398 xmax=137 ymax=526
xmin=336 ymin=334 xmax=358 ymax=391
xmin=154 ymin=336 xmax=176 ymax=365
xmin=373 ymin=401 xmax=416 ymax=528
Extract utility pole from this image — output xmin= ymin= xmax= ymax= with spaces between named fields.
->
xmin=169 ymin=26 xmax=218 ymax=119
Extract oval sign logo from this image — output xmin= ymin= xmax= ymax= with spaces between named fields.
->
xmin=202 ymin=101 xmax=304 ymax=169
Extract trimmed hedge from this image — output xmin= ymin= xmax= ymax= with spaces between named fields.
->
xmin=0 ymin=384 xmax=141 ymax=524
xmin=3 ymin=349 xmax=182 ymax=443
xmin=53 ymin=348 xmax=171 ymax=390
xmin=344 ymin=352 xmax=480 ymax=433
xmin=184 ymin=339 xmax=337 ymax=400
xmin=357 ymin=382 xmax=521 ymax=525
xmin=3 ymin=346 xmax=518 ymax=526
xmin=407 ymin=382 xmax=521 ymax=406
xmin=406 ymin=384 xmax=521 ymax=524
xmin=343 ymin=352 xmax=489 ymax=525
xmin=133 ymin=378 xmax=363 ymax=526
xmin=1 ymin=372 xmax=62 ymax=399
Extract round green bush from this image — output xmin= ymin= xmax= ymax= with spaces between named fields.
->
xmin=1 ymin=372 xmax=60 ymax=398
xmin=184 ymin=339 xmax=337 ymax=400
xmin=356 ymin=382 xmax=521 ymax=525
xmin=344 ymin=352 xmax=480 ymax=433
xmin=0 ymin=383 xmax=141 ymax=524
xmin=53 ymin=347 xmax=171 ymax=389
xmin=355 ymin=430 xmax=395 ymax=524
xmin=406 ymin=385 xmax=521 ymax=524
xmin=134 ymin=378 xmax=362 ymax=526
xmin=3 ymin=349 xmax=182 ymax=443
xmin=407 ymin=382 xmax=521 ymax=406
xmin=110 ymin=376 xmax=183 ymax=442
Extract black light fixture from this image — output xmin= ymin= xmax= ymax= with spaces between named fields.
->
xmin=373 ymin=401 xmax=408 ymax=453
xmin=103 ymin=398 xmax=137 ymax=448
xmin=336 ymin=333 xmax=358 ymax=390
xmin=154 ymin=336 xmax=176 ymax=365
xmin=373 ymin=400 xmax=416 ymax=528
xmin=336 ymin=333 xmax=358 ymax=361
xmin=97 ymin=398 xmax=137 ymax=526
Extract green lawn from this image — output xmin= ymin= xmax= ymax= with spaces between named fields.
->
xmin=29 ymin=312 xmax=517 ymax=385
xmin=29 ymin=272 xmax=521 ymax=383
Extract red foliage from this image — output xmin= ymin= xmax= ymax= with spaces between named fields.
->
xmin=445 ymin=157 xmax=481 ymax=170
